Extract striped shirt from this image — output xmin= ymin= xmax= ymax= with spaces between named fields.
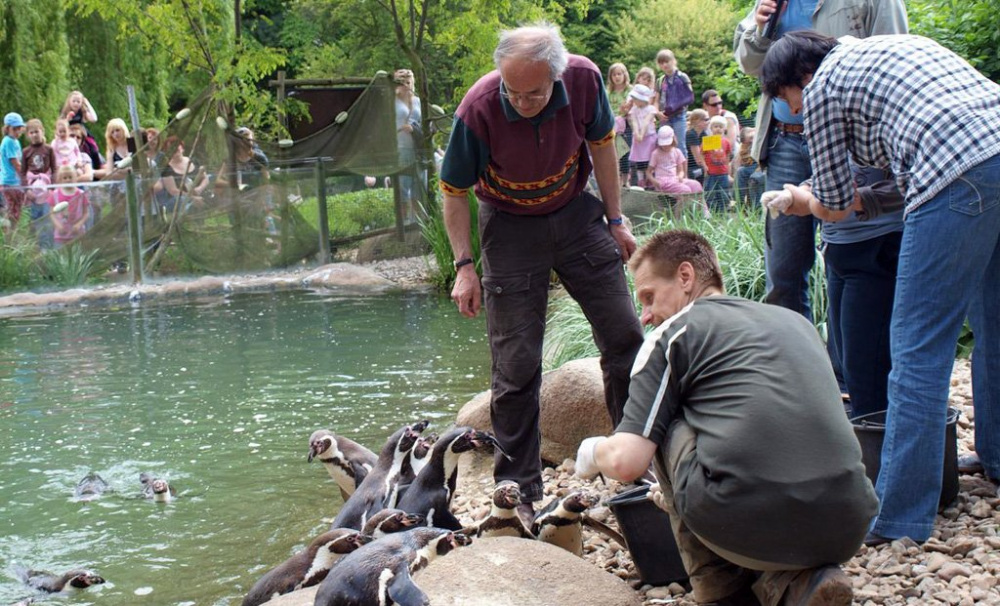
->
xmin=805 ymin=35 xmax=1000 ymax=213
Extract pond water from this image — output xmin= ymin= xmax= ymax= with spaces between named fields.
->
xmin=0 ymin=290 xmax=490 ymax=605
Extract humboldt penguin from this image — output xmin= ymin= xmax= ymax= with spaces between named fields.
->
xmin=13 ymin=566 xmax=105 ymax=593
xmin=464 ymin=480 xmax=535 ymax=539
xmin=308 ymin=429 xmax=378 ymax=501
xmin=73 ymin=472 xmax=109 ymax=502
xmin=313 ymin=527 xmax=471 ymax=606
xmin=395 ymin=427 xmax=508 ymax=531
xmin=531 ymin=490 xmax=600 ymax=556
xmin=361 ymin=508 xmax=426 ymax=539
xmin=140 ymin=473 xmax=177 ymax=503
xmin=240 ymin=529 xmax=370 ymax=606
xmin=330 ymin=420 xmax=428 ymax=530
xmin=409 ymin=433 xmax=438 ymax=477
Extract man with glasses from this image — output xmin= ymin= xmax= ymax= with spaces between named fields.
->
xmin=440 ymin=22 xmax=644 ymax=525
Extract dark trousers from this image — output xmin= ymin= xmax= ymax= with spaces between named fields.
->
xmin=478 ymin=192 xmax=644 ymax=502
xmin=824 ymin=231 xmax=902 ymax=418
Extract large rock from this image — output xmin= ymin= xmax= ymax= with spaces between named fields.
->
xmin=259 ymin=537 xmax=640 ymax=606
xmin=456 ymin=357 xmax=612 ymax=464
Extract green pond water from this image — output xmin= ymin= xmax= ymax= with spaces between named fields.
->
xmin=0 ymin=289 xmax=490 ymax=605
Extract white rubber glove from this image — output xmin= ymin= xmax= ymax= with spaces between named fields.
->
xmin=760 ymin=189 xmax=793 ymax=219
xmin=648 ymin=483 xmax=670 ymax=513
xmin=575 ymin=436 xmax=608 ymax=480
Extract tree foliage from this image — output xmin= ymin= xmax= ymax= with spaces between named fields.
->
xmin=909 ymin=0 xmax=1000 ymax=82
xmin=0 ymin=0 xmax=69 ymax=129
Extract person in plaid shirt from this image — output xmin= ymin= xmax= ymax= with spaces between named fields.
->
xmin=761 ymin=30 xmax=1000 ymax=546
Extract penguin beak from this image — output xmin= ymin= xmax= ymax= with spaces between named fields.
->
xmin=473 ymin=431 xmax=514 ymax=461
xmin=411 ymin=419 xmax=430 ymax=433
xmin=404 ymin=513 xmax=425 ymax=527
xmin=451 ymin=532 xmax=472 ymax=547
xmin=307 ymin=442 xmax=320 ymax=462
xmin=351 ymin=533 xmax=374 ymax=547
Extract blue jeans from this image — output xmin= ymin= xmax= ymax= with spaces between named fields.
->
xmin=703 ymin=174 xmax=730 ymax=213
xmin=825 ymin=232 xmax=901 ymax=418
xmin=871 ymin=153 xmax=1000 ymax=541
xmin=736 ymin=165 xmax=764 ymax=209
xmin=666 ymin=112 xmax=687 ymax=160
xmin=763 ymin=131 xmax=816 ymax=321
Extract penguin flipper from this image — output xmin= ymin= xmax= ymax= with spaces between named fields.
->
xmin=581 ymin=515 xmax=626 ymax=547
xmin=426 ymin=509 xmax=462 ymax=531
xmin=386 ymin=570 xmax=429 ymax=606
xmin=351 ymin=462 xmax=369 ymax=488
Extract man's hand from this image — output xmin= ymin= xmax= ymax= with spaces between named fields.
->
xmin=754 ymin=0 xmax=782 ymax=31
xmin=451 ymin=265 xmax=482 ymax=318
xmin=649 ymin=483 xmax=670 ymax=513
xmin=610 ymin=224 xmax=637 ymax=262
xmin=575 ymin=436 xmax=608 ymax=480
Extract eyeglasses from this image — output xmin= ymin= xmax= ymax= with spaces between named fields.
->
xmin=708 ymin=101 xmax=724 ymax=107
xmin=499 ymin=80 xmax=551 ymax=105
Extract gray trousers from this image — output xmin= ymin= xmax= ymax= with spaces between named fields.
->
xmin=479 ymin=192 xmax=644 ymax=502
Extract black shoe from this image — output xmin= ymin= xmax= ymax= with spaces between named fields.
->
xmin=863 ymin=532 xmax=891 ymax=547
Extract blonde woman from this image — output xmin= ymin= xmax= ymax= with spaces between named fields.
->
xmin=96 ymin=118 xmax=130 ymax=181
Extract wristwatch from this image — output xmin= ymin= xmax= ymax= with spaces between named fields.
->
xmin=608 ymin=216 xmax=624 ymax=226
xmin=453 ymin=257 xmax=474 ymax=270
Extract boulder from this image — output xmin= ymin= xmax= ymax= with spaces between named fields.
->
xmin=456 ymin=357 xmax=612 ymax=464
xmin=260 ymin=538 xmax=641 ymax=606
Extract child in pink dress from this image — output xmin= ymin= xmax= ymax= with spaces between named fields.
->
xmin=627 ymin=84 xmax=658 ymax=189
xmin=48 ymin=165 xmax=90 ymax=246
xmin=647 ymin=126 xmax=709 ymax=219
xmin=50 ymin=118 xmax=89 ymax=179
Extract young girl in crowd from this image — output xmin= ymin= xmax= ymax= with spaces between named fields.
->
xmin=21 ymin=119 xmax=55 ymax=186
xmin=60 ymin=91 xmax=98 ymax=126
xmin=702 ymin=115 xmax=733 ymax=212
xmin=685 ymin=109 xmax=709 ymax=183
xmin=626 ymin=84 xmax=658 ymax=189
xmin=49 ymin=165 xmax=90 ymax=246
xmin=1 ymin=112 xmax=26 ymax=229
xmin=633 ymin=67 xmax=658 ymax=113
xmin=51 ymin=118 xmax=89 ymax=178
xmin=736 ymin=126 xmax=764 ymax=208
xmin=99 ymin=118 xmax=131 ymax=180
xmin=646 ymin=125 xmax=707 ymax=219
xmin=606 ymin=63 xmax=632 ymax=185
xmin=71 ymin=123 xmax=102 ymax=176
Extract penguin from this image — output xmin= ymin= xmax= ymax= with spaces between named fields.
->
xmin=395 ymin=427 xmax=509 ymax=531
xmin=140 ymin=473 xmax=177 ymax=503
xmin=531 ymin=490 xmax=600 ymax=556
xmin=313 ymin=527 xmax=471 ymax=606
xmin=408 ymin=433 xmax=438 ymax=477
xmin=308 ymin=429 xmax=378 ymax=501
xmin=240 ymin=529 xmax=370 ymax=606
xmin=330 ymin=420 xmax=428 ymax=530
xmin=361 ymin=508 xmax=426 ymax=539
xmin=463 ymin=480 xmax=535 ymax=539
xmin=73 ymin=472 xmax=109 ymax=502
xmin=13 ymin=566 xmax=105 ymax=593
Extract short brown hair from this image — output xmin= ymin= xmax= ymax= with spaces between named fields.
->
xmin=629 ymin=230 xmax=724 ymax=291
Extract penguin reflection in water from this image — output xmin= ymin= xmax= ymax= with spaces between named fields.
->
xmin=240 ymin=529 xmax=370 ymax=606
xmin=308 ymin=429 xmax=378 ymax=501
xmin=140 ymin=473 xmax=177 ymax=503
xmin=13 ymin=566 xmax=105 ymax=594
xmin=313 ymin=527 xmax=471 ymax=606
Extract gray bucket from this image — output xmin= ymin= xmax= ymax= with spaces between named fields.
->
xmin=850 ymin=407 xmax=959 ymax=508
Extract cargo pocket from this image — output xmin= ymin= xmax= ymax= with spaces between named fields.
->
xmin=481 ymin=273 xmax=537 ymax=335
xmin=579 ymin=239 xmax=630 ymax=296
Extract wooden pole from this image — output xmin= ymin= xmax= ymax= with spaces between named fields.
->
xmin=315 ymin=158 xmax=331 ymax=264
xmin=125 ymin=171 xmax=144 ymax=284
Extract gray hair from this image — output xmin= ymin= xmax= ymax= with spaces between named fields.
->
xmin=493 ymin=22 xmax=569 ymax=80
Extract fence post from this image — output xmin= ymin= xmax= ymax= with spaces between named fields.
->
xmin=315 ymin=158 xmax=331 ymax=264
xmin=125 ymin=170 xmax=144 ymax=284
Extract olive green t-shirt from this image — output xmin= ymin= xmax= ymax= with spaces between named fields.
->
xmin=617 ymin=296 xmax=878 ymax=566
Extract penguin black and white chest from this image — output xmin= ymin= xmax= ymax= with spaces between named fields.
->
xmin=308 ymin=429 xmax=378 ymax=501
xmin=241 ymin=529 xmax=369 ymax=606
xmin=16 ymin=567 xmax=105 ymax=593
xmin=531 ymin=490 xmax=599 ymax=556
xmin=408 ymin=432 xmax=438 ymax=477
xmin=466 ymin=480 xmax=535 ymax=539
xmin=313 ymin=527 xmax=471 ymax=606
xmin=140 ymin=473 xmax=177 ymax=503
xmin=362 ymin=508 xmax=426 ymax=539
xmin=73 ymin=473 xmax=109 ymax=502
xmin=395 ymin=427 xmax=503 ymax=531
xmin=330 ymin=420 xmax=427 ymax=530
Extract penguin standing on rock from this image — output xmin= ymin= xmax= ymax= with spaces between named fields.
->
xmin=464 ymin=480 xmax=535 ymax=539
xmin=395 ymin=427 xmax=509 ymax=530
xmin=13 ymin=566 xmax=105 ymax=594
xmin=531 ymin=491 xmax=600 ymax=556
xmin=241 ymin=529 xmax=370 ymax=606
xmin=140 ymin=473 xmax=177 ymax=503
xmin=331 ymin=420 xmax=428 ymax=530
xmin=361 ymin=509 xmax=426 ymax=539
xmin=308 ymin=429 xmax=378 ymax=501
xmin=313 ymin=527 xmax=471 ymax=606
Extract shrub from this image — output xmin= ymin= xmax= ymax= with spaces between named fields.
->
xmin=298 ymin=187 xmax=397 ymax=239
xmin=420 ymin=190 xmax=479 ymax=292
xmin=0 ymin=229 xmax=34 ymax=292
xmin=36 ymin=243 xmax=101 ymax=287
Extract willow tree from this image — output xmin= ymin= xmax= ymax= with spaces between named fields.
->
xmin=0 ymin=0 xmax=70 ymax=127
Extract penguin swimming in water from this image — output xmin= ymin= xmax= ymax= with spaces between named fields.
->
xmin=240 ymin=529 xmax=370 ymax=606
xmin=361 ymin=508 xmax=426 ymax=539
xmin=395 ymin=427 xmax=509 ymax=531
xmin=13 ymin=566 xmax=105 ymax=593
xmin=313 ymin=527 xmax=471 ymax=606
xmin=331 ymin=420 xmax=428 ymax=530
xmin=73 ymin=472 xmax=109 ymax=502
xmin=308 ymin=429 xmax=378 ymax=501
xmin=463 ymin=480 xmax=535 ymax=539
xmin=140 ymin=473 xmax=177 ymax=503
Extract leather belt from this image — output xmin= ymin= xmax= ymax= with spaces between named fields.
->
xmin=773 ymin=120 xmax=804 ymax=134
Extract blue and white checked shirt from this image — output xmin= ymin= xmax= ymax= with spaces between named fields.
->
xmin=804 ymin=35 xmax=1000 ymax=213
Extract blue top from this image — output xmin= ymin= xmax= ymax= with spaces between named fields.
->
xmin=771 ymin=0 xmax=819 ymax=125
xmin=821 ymin=165 xmax=903 ymax=244
xmin=1 ymin=135 xmax=22 ymax=185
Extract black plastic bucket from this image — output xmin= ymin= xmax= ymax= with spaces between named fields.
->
xmin=850 ymin=407 xmax=959 ymax=508
xmin=607 ymin=485 xmax=688 ymax=585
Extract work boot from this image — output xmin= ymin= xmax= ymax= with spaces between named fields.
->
xmin=781 ymin=566 xmax=852 ymax=606
xmin=701 ymin=580 xmax=761 ymax=605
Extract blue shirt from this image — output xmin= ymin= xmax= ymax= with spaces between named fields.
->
xmin=771 ymin=0 xmax=820 ymax=124
xmin=1 ymin=135 xmax=22 ymax=186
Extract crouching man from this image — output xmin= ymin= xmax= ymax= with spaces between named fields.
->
xmin=576 ymin=230 xmax=877 ymax=606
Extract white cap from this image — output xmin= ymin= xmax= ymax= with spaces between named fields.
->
xmin=656 ymin=126 xmax=675 ymax=146
xmin=628 ymin=84 xmax=653 ymax=103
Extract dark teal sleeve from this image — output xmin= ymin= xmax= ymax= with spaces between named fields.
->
xmin=440 ymin=115 xmax=490 ymax=191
